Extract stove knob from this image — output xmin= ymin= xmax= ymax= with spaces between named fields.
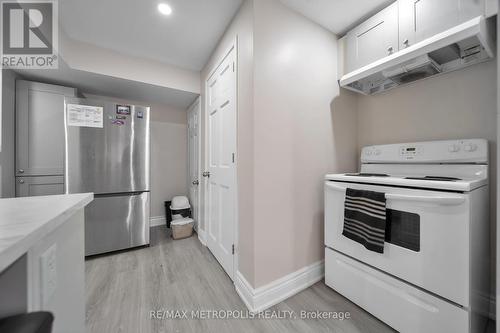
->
xmin=448 ymin=144 xmax=460 ymax=153
xmin=464 ymin=143 xmax=477 ymax=152
xmin=375 ymin=149 xmax=381 ymax=156
xmin=366 ymin=150 xmax=372 ymax=156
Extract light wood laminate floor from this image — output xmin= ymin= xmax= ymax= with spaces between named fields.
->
xmin=84 ymin=226 xmax=400 ymax=332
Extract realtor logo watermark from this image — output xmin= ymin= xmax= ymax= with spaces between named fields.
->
xmin=1 ymin=0 xmax=58 ymax=69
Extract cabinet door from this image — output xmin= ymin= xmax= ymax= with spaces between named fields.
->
xmin=16 ymin=176 xmax=65 ymax=197
xmin=345 ymin=3 xmax=399 ymax=73
xmin=399 ymin=0 xmax=483 ymax=50
xmin=16 ymin=81 xmax=76 ymax=177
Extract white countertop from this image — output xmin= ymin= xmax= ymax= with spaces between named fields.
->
xmin=0 ymin=193 xmax=93 ymax=272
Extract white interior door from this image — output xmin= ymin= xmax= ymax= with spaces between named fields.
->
xmin=187 ymin=98 xmax=201 ymax=229
xmin=205 ymin=45 xmax=237 ymax=280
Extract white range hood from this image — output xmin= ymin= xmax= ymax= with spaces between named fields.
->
xmin=340 ymin=16 xmax=495 ymax=95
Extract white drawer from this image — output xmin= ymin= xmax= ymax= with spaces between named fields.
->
xmin=325 ymin=248 xmax=469 ymax=333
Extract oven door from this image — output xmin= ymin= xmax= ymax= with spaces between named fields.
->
xmin=325 ymin=181 xmax=470 ymax=306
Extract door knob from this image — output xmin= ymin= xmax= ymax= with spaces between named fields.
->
xmin=18 ymin=179 xmax=25 ymax=184
xmin=202 ymin=171 xmax=210 ymax=178
xmin=192 ymin=180 xmax=200 ymax=185
xmin=18 ymin=169 xmax=24 ymax=174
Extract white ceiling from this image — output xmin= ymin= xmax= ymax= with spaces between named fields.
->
xmin=47 ymin=0 xmax=396 ymax=110
xmin=59 ymin=0 xmax=243 ymax=71
xmin=56 ymin=0 xmax=397 ymax=73
xmin=279 ymin=0 xmax=395 ymax=35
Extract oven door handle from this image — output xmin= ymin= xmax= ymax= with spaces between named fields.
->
xmin=325 ymin=183 xmax=465 ymax=206
xmin=385 ymin=194 xmax=465 ymax=206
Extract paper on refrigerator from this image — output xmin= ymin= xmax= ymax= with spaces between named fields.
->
xmin=67 ymin=104 xmax=104 ymax=128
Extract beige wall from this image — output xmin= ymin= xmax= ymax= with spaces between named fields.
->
xmin=357 ymin=62 xmax=497 ymax=154
xmin=201 ymin=0 xmax=357 ymax=288
xmin=357 ymin=60 xmax=498 ymax=299
xmin=150 ymin=121 xmax=188 ymax=217
xmin=251 ymin=0 xmax=357 ymax=287
xmin=201 ymin=0 xmax=255 ymax=283
xmin=83 ymin=94 xmax=188 ymax=218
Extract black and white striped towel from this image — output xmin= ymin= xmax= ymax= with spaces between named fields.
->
xmin=342 ymin=188 xmax=387 ymax=253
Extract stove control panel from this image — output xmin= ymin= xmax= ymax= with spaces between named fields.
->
xmin=399 ymin=145 xmax=423 ymax=159
xmin=361 ymin=139 xmax=488 ymax=164
xmin=448 ymin=144 xmax=461 ymax=152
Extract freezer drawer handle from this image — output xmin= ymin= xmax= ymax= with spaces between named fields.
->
xmin=94 ymin=191 xmax=145 ymax=198
xmin=325 ymin=182 xmax=465 ymax=206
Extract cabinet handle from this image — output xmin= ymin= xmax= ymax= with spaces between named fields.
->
xmin=403 ymin=39 xmax=410 ymax=48
xmin=202 ymin=171 xmax=210 ymax=178
xmin=387 ymin=46 xmax=394 ymax=55
xmin=192 ymin=180 xmax=199 ymax=186
xmin=18 ymin=179 xmax=25 ymax=184
xmin=18 ymin=169 xmax=24 ymax=174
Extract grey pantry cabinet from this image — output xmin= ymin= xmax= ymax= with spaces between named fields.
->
xmin=15 ymin=80 xmax=76 ymax=197
xmin=345 ymin=0 xmax=485 ymax=73
xmin=15 ymin=176 xmax=65 ymax=197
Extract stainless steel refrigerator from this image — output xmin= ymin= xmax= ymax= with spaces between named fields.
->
xmin=64 ymin=98 xmax=150 ymax=256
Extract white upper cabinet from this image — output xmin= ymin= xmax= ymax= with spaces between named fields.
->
xmin=345 ymin=3 xmax=399 ymax=73
xmin=343 ymin=0 xmax=486 ymax=74
xmin=399 ymin=0 xmax=484 ymax=50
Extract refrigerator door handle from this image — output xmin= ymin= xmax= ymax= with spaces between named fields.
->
xmin=94 ymin=191 xmax=148 ymax=198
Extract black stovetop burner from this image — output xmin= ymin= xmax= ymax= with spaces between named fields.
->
xmin=345 ymin=173 xmax=390 ymax=177
xmin=404 ymin=176 xmax=462 ymax=182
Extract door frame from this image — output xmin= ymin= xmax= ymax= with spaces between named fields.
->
xmin=203 ymin=37 xmax=239 ymax=280
xmin=187 ymin=97 xmax=202 ymax=232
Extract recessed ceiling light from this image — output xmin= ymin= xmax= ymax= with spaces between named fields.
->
xmin=158 ymin=3 xmax=172 ymax=16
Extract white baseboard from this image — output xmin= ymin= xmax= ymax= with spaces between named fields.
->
xmin=235 ymin=260 xmax=325 ymax=313
xmin=150 ymin=216 xmax=166 ymax=227
xmin=197 ymin=228 xmax=206 ymax=246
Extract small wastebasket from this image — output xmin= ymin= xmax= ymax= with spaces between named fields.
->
xmin=171 ymin=218 xmax=194 ymax=240
xmin=170 ymin=196 xmax=191 ymax=220
xmin=165 ymin=196 xmax=191 ymax=228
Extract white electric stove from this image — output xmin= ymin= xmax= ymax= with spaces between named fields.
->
xmin=324 ymin=139 xmax=490 ymax=333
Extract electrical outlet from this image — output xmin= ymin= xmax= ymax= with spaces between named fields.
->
xmin=40 ymin=244 xmax=57 ymax=307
